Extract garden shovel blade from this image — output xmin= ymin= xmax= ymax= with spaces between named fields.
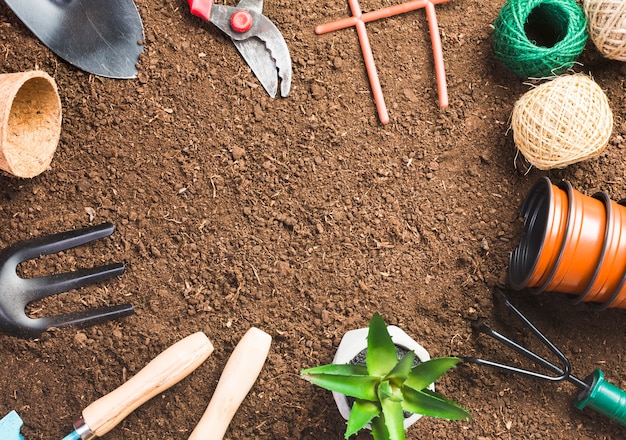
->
xmin=3 ymin=0 xmax=145 ymax=79
xmin=0 ymin=411 xmax=23 ymax=440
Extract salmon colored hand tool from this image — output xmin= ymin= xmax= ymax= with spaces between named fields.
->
xmin=315 ymin=0 xmax=450 ymax=124
xmin=463 ymin=288 xmax=626 ymax=427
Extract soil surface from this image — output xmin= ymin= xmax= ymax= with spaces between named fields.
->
xmin=0 ymin=1 xmax=625 ymax=439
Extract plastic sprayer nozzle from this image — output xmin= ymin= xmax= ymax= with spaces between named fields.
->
xmin=574 ymin=369 xmax=626 ymax=427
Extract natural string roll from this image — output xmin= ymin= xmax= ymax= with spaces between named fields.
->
xmin=511 ymin=74 xmax=613 ymax=170
xmin=493 ymin=0 xmax=588 ymax=78
xmin=583 ymin=0 xmax=626 ymax=61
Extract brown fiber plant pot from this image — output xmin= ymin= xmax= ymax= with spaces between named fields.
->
xmin=0 ymin=70 xmax=62 ymax=178
xmin=509 ymin=177 xmax=626 ymax=309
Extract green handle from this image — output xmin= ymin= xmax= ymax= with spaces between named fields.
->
xmin=574 ymin=369 xmax=626 ymax=427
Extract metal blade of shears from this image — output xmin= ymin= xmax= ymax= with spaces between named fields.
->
xmin=189 ymin=0 xmax=291 ymax=97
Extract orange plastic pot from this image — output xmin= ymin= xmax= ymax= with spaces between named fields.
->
xmin=541 ymin=182 xmax=607 ymax=295
xmin=600 ymin=267 xmax=626 ymax=309
xmin=508 ymin=177 xmax=569 ymax=290
xmin=611 ymin=289 xmax=626 ymax=308
xmin=510 ymin=178 xmax=626 ymax=310
xmin=595 ymin=199 xmax=626 ymax=310
xmin=577 ymin=194 xmax=626 ymax=305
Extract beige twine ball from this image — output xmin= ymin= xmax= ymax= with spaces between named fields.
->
xmin=511 ymin=74 xmax=613 ymax=170
xmin=583 ymin=0 xmax=626 ymax=61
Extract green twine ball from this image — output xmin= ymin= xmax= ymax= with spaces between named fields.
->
xmin=493 ymin=0 xmax=588 ymax=78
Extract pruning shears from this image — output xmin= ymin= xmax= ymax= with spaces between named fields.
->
xmin=188 ymin=0 xmax=292 ymax=98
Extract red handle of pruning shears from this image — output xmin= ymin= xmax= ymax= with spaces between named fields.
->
xmin=188 ymin=0 xmax=213 ymax=21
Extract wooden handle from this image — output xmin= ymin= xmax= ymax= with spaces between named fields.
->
xmin=188 ymin=327 xmax=271 ymax=440
xmin=82 ymin=332 xmax=214 ymax=437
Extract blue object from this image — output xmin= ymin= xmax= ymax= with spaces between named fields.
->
xmin=61 ymin=430 xmax=81 ymax=440
xmin=0 ymin=410 xmax=24 ymax=440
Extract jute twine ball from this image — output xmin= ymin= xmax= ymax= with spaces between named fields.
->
xmin=493 ymin=0 xmax=588 ymax=78
xmin=583 ymin=0 xmax=626 ymax=61
xmin=511 ymin=74 xmax=613 ymax=170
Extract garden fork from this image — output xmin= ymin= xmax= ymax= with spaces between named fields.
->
xmin=0 ymin=222 xmax=134 ymax=339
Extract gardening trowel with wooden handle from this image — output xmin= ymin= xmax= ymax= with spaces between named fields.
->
xmin=3 ymin=0 xmax=145 ymax=79
xmin=58 ymin=332 xmax=214 ymax=440
xmin=0 ymin=332 xmax=214 ymax=440
xmin=188 ymin=327 xmax=272 ymax=440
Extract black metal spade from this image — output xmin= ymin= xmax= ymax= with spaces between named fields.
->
xmin=4 ymin=0 xmax=145 ymax=79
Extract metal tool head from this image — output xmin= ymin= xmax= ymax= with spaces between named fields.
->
xmin=4 ymin=0 xmax=145 ymax=79
xmin=463 ymin=288 xmax=626 ymax=427
xmin=0 ymin=411 xmax=24 ymax=440
xmin=0 ymin=223 xmax=134 ymax=339
xmin=189 ymin=0 xmax=292 ymax=97
xmin=463 ymin=287 xmax=575 ymax=383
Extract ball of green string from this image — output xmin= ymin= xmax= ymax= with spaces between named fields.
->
xmin=493 ymin=0 xmax=588 ymax=78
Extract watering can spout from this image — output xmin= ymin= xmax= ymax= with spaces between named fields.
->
xmin=574 ymin=369 xmax=626 ymax=427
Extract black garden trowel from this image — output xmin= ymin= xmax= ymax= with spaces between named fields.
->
xmin=4 ymin=0 xmax=145 ymax=79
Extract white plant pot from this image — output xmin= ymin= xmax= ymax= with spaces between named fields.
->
xmin=331 ymin=325 xmax=434 ymax=430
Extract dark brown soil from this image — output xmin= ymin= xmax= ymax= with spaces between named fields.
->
xmin=0 ymin=1 xmax=625 ymax=439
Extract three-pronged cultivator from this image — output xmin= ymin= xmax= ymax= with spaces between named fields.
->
xmin=0 ymin=223 xmax=134 ymax=339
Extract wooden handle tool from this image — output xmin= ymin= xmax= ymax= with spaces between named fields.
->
xmin=63 ymin=332 xmax=214 ymax=439
xmin=188 ymin=327 xmax=272 ymax=440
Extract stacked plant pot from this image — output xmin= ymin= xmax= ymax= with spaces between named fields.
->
xmin=509 ymin=177 xmax=626 ymax=309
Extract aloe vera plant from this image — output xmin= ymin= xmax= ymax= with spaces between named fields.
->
xmin=300 ymin=313 xmax=470 ymax=440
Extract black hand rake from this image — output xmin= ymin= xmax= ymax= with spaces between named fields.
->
xmin=0 ymin=222 xmax=134 ymax=339
xmin=463 ymin=287 xmax=626 ymax=427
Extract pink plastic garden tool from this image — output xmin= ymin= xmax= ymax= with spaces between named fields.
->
xmin=316 ymin=0 xmax=450 ymax=124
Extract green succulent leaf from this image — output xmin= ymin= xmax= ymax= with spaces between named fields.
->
xmin=380 ymin=396 xmax=406 ymax=440
xmin=380 ymin=380 xmax=405 ymax=404
xmin=345 ymin=399 xmax=381 ymax=439
xmin=371 ymin=414 xmax=390 ymax=440
xmin=300 ymin=367 xmax=379 ymax=401
xmin=385 ymin=350 xmax=415 ymax=385
xmin=301 ymin=363 xmax=369 ymax=377
xmin=401 ymin=386 xmax=470 ymax=421
xmin=377 ymin=382 xmax=393 ymax=401
xmin=366 ymin=313 xmax=398 ymax=376
xmin=404 ymin=357 xmax=461 ymax=391
xmin=301 ymin=316 xmax=467 ymax=440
